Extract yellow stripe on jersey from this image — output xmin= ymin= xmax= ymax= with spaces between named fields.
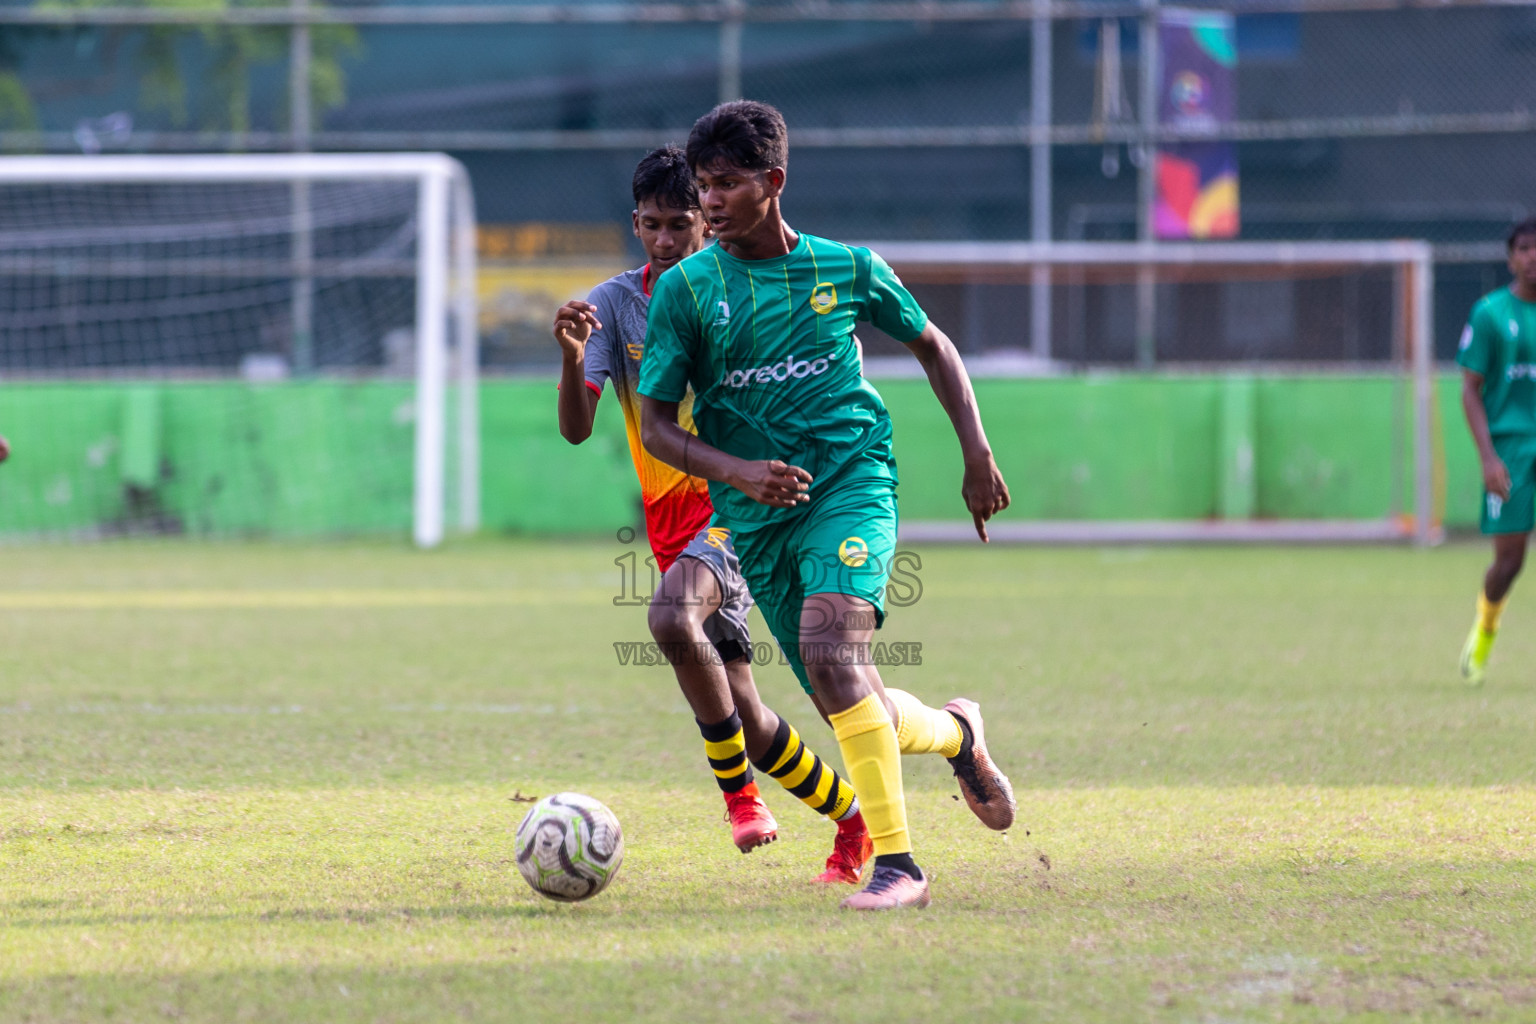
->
xmin=679 ymin=262 xmax=705 ymax=318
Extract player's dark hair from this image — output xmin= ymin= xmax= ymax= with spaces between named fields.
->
xmin=1507 ymin=216 xmax=1536 ymax=251
xmin=632 ymin=145 xmax=699 ymax=211
xmin=686 ymin=100 xmax=788 ymax=174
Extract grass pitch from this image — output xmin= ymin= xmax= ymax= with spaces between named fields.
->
xmin=1 ymin=539 xmax=1534 ymax=1022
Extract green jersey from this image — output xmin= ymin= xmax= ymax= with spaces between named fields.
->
xmin=1457 ymin=287 xmax=1536 ymax=438
xmin=638 ymin=232 xmax=929 ymax=529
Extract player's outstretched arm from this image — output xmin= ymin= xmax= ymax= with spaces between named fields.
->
xmin=638 ymin=395 xmax=811 ymax=507
xmin=1461 ymin=369 xmax=1511 ymax=500
xmin=906 ymin=323 xmax=1010 ymax=541
xmin=553 ymin=299 xmax=602 ymax=444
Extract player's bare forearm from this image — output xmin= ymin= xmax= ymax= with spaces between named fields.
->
xmin=553 ymin=299 xmax=602 ymax=444
xmin=1461 ymin=371 xmax=1498 ymax=462
xmin=557 ymin=350 xmax=599 ymax=444
xmin=907 ymin=323 xmax=1011 ymax=540
xmin=639 ymin=395 xmax=811 ymax=508
xmin=639 ymin=397 xmax=738 ymax=482
xmin=908 ymin=324 xmax=992 ymax=462
xmin=1462 ymin=369 xmax=1511 ymax=498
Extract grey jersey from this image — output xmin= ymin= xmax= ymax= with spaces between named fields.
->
xmin=583 ymin=266 xmax=650 ymax=403
xmin=578 ymin=265 xmax=713 ymax=558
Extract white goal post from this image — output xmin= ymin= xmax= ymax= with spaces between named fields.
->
xmin=0 ymin=153 xmax=478 ymax=549
xmin=866 ymin=240 xmax=1439 ymax=546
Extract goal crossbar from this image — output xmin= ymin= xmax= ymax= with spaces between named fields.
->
xmin=869 ymin=239 xmax=1435 ymax=267
xmin=0 ymin=152 xmax=465 ymax=185
xmin=869 ymin=240 xmax=1439 ymax=546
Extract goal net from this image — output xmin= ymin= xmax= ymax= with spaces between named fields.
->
xmin=0 ymin=154 xmax=478 ymax=548
xmin=858 ymin=241 xmax=1440 ymax=545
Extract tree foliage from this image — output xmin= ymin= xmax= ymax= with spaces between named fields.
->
xmin=9 ymin=1 xmax=358 ymax=137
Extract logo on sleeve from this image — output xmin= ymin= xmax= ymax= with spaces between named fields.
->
xmin=838 ymin=536 xmax=869 ymax=567
xmin=1459 ymin=324 xmax=1473 ymax=351
xmin=809 ymin=283 xmax=838 ymax=315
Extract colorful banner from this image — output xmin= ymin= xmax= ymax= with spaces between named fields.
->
xmin=1154 ymin=9 xmax=1239 ymax=239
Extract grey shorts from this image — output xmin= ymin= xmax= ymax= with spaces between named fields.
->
xmin=671 ymin=525 xmax=754 ymax=663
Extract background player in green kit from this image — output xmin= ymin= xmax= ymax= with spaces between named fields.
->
xmin=1458 ymin=216 xmax=1536 ymax=685
xmin=638 ymin=100 xmax=1016 ymax=911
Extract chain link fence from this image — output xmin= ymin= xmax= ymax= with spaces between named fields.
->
xmin=1 ymin=0 xmax=1531 ymax=366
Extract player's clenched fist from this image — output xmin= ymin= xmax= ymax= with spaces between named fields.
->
xmin=732 ymin=459 xmax=812 ymax=508
xmin=553 ymin=300 xmax=602 ymax=356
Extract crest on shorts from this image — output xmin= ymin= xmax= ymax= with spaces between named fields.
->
xmin=838 ymin=536 xmax=869 ymax=567
xmin=809 ymin=283 xmax=838 ymax=315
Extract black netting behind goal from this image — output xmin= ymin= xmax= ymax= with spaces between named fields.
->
xmin=0 ymin=180 xmax=421 ymax=377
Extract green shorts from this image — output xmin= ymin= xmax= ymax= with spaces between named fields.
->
xmin=1482 ymin=436 xmax=1536 ymax=534
xmin=729 ymin=475 xmax=899 ymax=695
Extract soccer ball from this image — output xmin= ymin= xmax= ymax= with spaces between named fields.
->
xmin=514 ymin=792 xmax=625 ymax=902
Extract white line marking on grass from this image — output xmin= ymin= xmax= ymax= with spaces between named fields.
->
xmin=1232 ymin=954 xmax=1320 ymax=1001
xmin=0 ymin=589 xmax=603 ymax=610
xmin=0 ymin=702 xmax=577 ymax=716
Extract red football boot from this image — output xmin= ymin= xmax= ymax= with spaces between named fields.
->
xmin=814 ymin=812 xmax=874 ymax=884
xmin=723 ymin=781 xmax=778 ymax=853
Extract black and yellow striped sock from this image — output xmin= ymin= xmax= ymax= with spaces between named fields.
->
xmin=698 ymin=711 xmax=753 ymax=794
xmin=752 ymin=716 xmax=861 ymax=822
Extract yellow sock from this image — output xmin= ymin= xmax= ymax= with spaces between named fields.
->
xmin=828 ymin=694 xmax=909 ymax=857
xmin=1478 ymin=591 xmax=1507 ymax=634
xmin=886 ymin=688 xmax=964 ymax=758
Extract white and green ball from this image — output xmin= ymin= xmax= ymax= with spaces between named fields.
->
xmin=514 ymin=793 xmax=624 ymax=902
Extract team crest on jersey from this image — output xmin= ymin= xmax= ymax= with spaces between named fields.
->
xmin=809 ymin=282 xmax=838 ymax=315
xmin=1511 ymin=320 xmax=1521 ymax=339
xmin=838 ymin=536 xmax=869 ymax=567
xmin=712 ymin=300 xmax=731 ymax=327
